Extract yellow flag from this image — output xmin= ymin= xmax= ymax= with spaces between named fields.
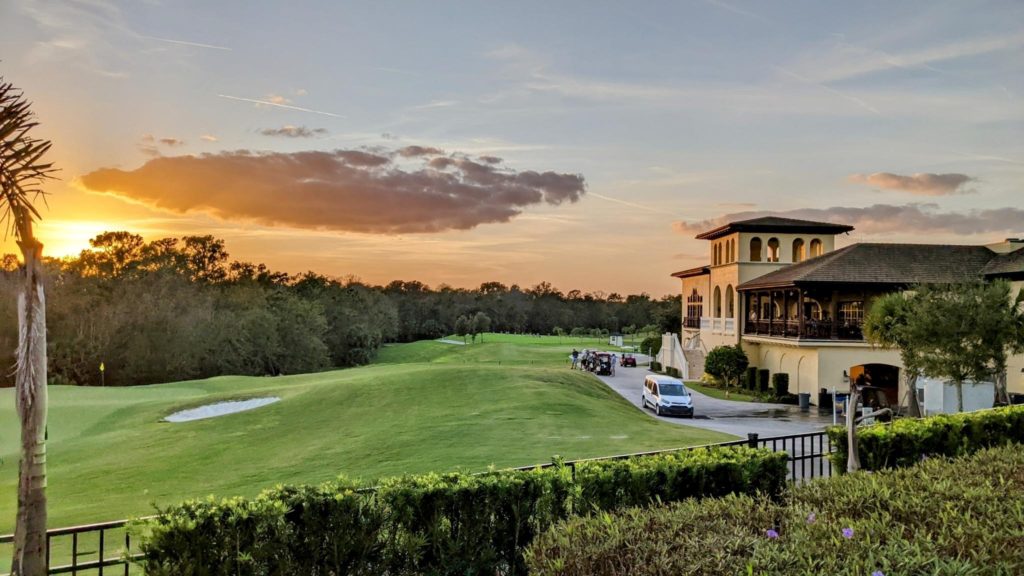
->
xmin=100 ymin=362 xmax=105 ymax=372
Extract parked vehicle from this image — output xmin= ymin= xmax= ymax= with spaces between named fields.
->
xmin=641 ymin=375 xmax=694 ymax=417
xmin=595 ymin=353 xmax=614 ymax=376
xmin=620 ymin=353 xmax=637 ymax=367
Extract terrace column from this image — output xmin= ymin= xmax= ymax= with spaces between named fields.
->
xmin=797 ymin=289 xmax=805 ymax=338
xmin=829 ymin=290 xmax=839 ymax=339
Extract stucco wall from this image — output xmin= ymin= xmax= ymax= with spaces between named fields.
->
xmin=745 ymin=341 xmax=904 ymax=403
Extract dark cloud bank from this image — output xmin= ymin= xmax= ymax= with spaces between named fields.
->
xmin=674 ymin=204 xmax=1024 ymax=236
xmin=80 ymin=147 xmax=586 ymax=234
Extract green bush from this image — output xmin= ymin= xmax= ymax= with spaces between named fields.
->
xmin=665 ymin=366 xmax=681 ymax=378
xmin=744 ymin=366 xmax=757 ymax=390
xmin=757 ymin=369 xmax=770 ymax=392
xmin=703 ymin=345 xmax=749 ymax=388
xmin=140 ymin=447 xmax=785 ymax=575
xmin=573 ymin=447 xmax=789 ymax=511
xmin=649 ymin=360 xmax=662 ymax=372
xmin=526 ymin=445 xmax=1024 ymax=576
xmin=771 ymin=373 xmax=789 ymax=397
xmin=827 ymin=404 xmax=1024 ymax=471
xmin=640 ymin=335 xmax=661 ymax=357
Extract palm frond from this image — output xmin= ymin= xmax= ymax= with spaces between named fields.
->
xmin=0 ymin=76 xmax=58 ymax=242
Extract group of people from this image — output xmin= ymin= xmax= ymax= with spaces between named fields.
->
xmin=570 ymin=348 xmax=617 ymax=375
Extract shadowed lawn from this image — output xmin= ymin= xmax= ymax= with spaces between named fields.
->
xmin=0 ymin=337 xmax=731 ymax=533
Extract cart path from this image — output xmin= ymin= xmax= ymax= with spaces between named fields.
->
xmin=594 ymin=367 xmax=834 ymax=438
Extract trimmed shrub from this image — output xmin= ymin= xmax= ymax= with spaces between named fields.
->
xmin=649 ymin=360 xmax=662 ymax=372
xmin=526 ymin=445 xmax=1024 ymax=576
xmin=573 ymin=447 xmax=789 ymax=511
xmin=771 ymin=373 xmax=789 ymax=397
xmin=757 ymin=369 xmax=770 ymax=393
xmin=827 ymin=404 xmax=1024 ymax=471
xmin=744 ymin=366 xmax=758 ymax=390
xmin=140 ymin=447 xmax=785 ymax=576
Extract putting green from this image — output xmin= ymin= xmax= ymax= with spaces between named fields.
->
xmin=0 ymin=336 xmax=730 ymax=532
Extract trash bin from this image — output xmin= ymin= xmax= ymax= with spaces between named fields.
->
xmin=798 ymin=392 xmax=811 ymax=412
xmin=818 ymin=388 xmax=832 ymax=410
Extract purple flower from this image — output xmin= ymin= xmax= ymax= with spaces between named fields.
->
xmin=842 ymin=527 xmax=854 ymax=539
xmin=765 ymin=529 xmax=779 ymax=539
xmin=872 ymin=572 xmax=885 ymax=576
xmin=806 ymin=512 xmax=816 ymax=524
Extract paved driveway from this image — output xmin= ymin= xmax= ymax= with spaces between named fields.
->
xmin=595 ymin=367 xmax=836 ymax=438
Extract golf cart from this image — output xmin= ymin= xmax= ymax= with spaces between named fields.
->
xmin=620 ymin=353 xmax=637 ymax=368
xmin=595 ymin=353 xmax=614 ymax=376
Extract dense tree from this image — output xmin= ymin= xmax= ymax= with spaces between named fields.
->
xmin=1 ymin=230 xmax=678 ymax=388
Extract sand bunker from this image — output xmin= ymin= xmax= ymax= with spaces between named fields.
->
xmin=437 ymin=339 xmax=467 ymax=345
xmin=164 ymin=397 xmax=280 ymax=423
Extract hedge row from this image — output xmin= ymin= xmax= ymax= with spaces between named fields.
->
xmin=827 ymin=404 xmax=1024 ymax=471
xmin=527 ymin=444 xmax=1024 ymax=575
xmin=139 ymin=446 xmax=787 ymax=576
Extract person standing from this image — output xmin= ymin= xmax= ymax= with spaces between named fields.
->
xmin=571 ymin=349 xmax=580 ymax=370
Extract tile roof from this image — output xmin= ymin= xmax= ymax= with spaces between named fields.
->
xmin=982 ymin=247 xmax=1024 ymax=277
xmin=694 ymin=216 xmax=855 ymax=240
xmin=738 ymin=243 xmax=997 ymax=290
xmin=671 ymin=265 xmax=710 ymax=279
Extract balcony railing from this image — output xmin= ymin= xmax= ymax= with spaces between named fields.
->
xmin=683 ymin=316 xmax=701 ymax=329
xmin=743 ymin=318 xmax=864 ymax=341
xmin=724 ymin=318 xmax=735 ymax=335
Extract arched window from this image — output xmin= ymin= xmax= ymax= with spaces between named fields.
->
xmin=713 ymin=286 xmax=722 ymax=317
xmin=809 ymin=238 xmax=822 ymax=258
xmin=750 ymin=237 xmax=762 ymax=262
xmin=731 ymin=238 xmax=737 ymax=262
xmin=767 ymin=238 xmax=780 ymax=262
xmin=713 ymin=243 xmax=720 ymax=265
xmin=725 ymin=285 xmax=734 ymax=318
xmin=792 ymin=238 xmax=805 ymax=263
xmin=725 ymin=240 xmax=732 ymax=263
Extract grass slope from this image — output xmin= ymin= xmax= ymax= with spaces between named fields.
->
xmin=0 ymin=334 xmax=730 ymax=532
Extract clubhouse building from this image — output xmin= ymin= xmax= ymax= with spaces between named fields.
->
xmin=670 ymin=216 xmax=1024 ymax=407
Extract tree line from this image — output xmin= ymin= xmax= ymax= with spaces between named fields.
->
xmin=0 ymin=231 xmax=680 ymax=386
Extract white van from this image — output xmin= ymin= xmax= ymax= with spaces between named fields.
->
xmin=642 ymin=375 xmax=694 ymax=417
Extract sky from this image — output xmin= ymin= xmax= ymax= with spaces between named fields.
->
xmin=1 ymin=0 xmax=1022 ymax=295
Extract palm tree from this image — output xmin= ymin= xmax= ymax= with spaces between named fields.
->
xmin=2 ymin=76 xmax=57 ymax=576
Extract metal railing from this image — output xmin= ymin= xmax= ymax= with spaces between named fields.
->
xmin=1 ymin=518 xmax=146 ymax=575
xmin=2 ymin=431 xmax=834 ymax=575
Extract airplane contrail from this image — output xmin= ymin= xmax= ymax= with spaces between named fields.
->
xmin=142 ymin=35 xmax=232 ymax=51
xmin=588 ymin=192 xmax=664 ymax=214
xmin=217 ymin=94 xmax=346 ymax=118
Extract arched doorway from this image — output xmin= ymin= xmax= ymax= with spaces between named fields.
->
xmin=849 ymin=363 xmax=900 ymax=406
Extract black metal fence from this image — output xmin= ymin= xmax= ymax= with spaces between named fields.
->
xmin=1 ymin=431 xmax=834 ymax=575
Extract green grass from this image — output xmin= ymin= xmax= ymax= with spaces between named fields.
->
xmin=0 ymin=334 xmax=730 ymax=534
xmin=686 ymin=381 xmax=760 ymax=402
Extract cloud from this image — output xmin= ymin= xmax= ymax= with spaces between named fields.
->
xmin=138 ymin=134 xmax=185 ymax=157
xmin=396 ymin=145 xmax=445 ymax=157
xmin=200 ymin=134 xmax=219 ymax=142
xmin=266 ymin=94 xmax=291 ymax=105
xmin=259 ymin=125 xmax=328 ymax=138
xmin=673 ymin=204 xmax=1024 ymax=237
xmin=79 ymin=148 xmax=587 ymax=234
xmin=848 ymin=172 xmax=974 ymax=195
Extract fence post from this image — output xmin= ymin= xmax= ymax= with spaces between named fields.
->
xmin=747 ymin=433 xmax=759 ymax=448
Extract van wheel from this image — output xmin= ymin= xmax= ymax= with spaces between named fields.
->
xmin=655 ymin=404 xmax=662 ymax=416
